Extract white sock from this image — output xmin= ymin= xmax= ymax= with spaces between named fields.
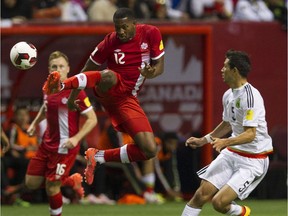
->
xmin=142 ymin=173 xmax=156 ymax=188
xmin=120 ymin=144 xmax=130 ymax=163
xmin=75 ymin=73 xmax=87 ymax=89
xmin=181 ymin=205 xmax=201 ymax=216
xmin=226 ymin=204 xmax=243 ymax=215
xmin=95 ymin=150 xmax=105 ymax=163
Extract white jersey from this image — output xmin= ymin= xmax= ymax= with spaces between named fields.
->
xmin=222 ymin=82 xmax=273 ymax=154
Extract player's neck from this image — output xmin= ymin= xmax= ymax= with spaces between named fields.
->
xmin=231 ymin=80 xmax=247 ymax=90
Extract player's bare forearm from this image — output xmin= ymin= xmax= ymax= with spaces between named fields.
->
xmin=28 ymin=103 xmax=46 ymax=136
xmin=150 ymin=56 xmax=164 ymax=78
xmin=185 ymin=137 xmax=207 ymax=148
xmin=67 ymin=89 xmax=81 ymax=110
xmin=211 ymin=126 xmax=256 ymax=153
xmin=152 ymin=65 xmax=164 ymax=78
xmin=81 ymin=59 xmax=101 ymax=72
xmin=139 ymin=56 xmax=164 ymax=79
xmin=209 ymin=121 xmax=232 ymax=139
xmin=73 ymin=109 xmax=97 ymax=144
xmin=222 ymin=127 xmax=256 ymax=147
xmin=35 ymin=104 xmax=46 ymax=122
xmin=186 ymin=121 xmax=231 ymax=149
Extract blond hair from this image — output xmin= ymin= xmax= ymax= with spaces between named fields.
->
xmin=48 ymin=51 xmax=69 ymax=65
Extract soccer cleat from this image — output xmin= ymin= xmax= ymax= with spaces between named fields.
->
xmin=84 ymin=148 xmax=98 ymax=185
xmin=240 ymin=206 xmax=251 ymax=216
xmin=42 ymin=71 xmax=61 ymax=95
xmin=83 ymin=194 xmax=116 ymax=205
xmin=14 ymin=198 xmax=31 ymax=207
xmin=143 ymin=191 xmax=165 ymax=204
xmin=70 ymin=173 xmax=85 ymax=198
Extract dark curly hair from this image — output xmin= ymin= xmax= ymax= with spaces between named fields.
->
xmin=113 ymin=7 xmax=135 ymax=21
xmin=226 ymin=49 xmax=251 ymax=78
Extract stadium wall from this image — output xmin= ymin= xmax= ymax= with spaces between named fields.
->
xmin=1 ymin=21 xmax=287 ymax=163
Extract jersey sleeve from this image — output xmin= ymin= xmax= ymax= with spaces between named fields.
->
xmin=149 ymin=26 xmax=165 ymax=60
xmin=242 ymin=90 xmax=263 ymax=128
xmin=90 ymin=33 xmax=113 ymax=65
xmin=77 ymin=90 xmax=93 ymax=114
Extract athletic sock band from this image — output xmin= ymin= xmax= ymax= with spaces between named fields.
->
xmin=63 ymin=71 xmax=101 ymax=90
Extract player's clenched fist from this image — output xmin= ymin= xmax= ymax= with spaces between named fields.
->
xmin=185 ymin=137 xmax=206 ymax=149
xmin=139 ymin=62 xmax=156 ymax=79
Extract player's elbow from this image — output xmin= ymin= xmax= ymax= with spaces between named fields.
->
xmin=246 ymin=128 xmax=256 ymax=143
xmin=242 ymin=127 xmax=256 ymax=143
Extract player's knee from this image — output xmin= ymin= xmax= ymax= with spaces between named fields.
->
xmin=101 ymin=69 xmax=117 ymax=85
xmin=25 ymin=178 xmax=38 ymax=190
xmin=191 ymin=188 xmax=212 ymax=206
xmin=46 ymin=181 xmax=61 ymax=196
xmin=134 ymin=132 xmax=157 ymax=159
xmin=143 ymin=145 xmax=157 ymax=159
xmin=211 ymin=197 xmax=226 ymax=213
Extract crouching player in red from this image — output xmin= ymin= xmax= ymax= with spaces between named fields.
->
xmin=26 ymin=51 xmax=97 ymax=216
xmin=42 ymin=7 xmax=165 ymax=186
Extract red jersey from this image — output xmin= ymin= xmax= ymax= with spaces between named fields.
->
xmin=90 ymin=24 xmax=165 ymax=96
xmin=41 ymin=89 xmax=93 ymax=154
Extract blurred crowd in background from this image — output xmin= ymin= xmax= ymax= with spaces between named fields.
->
xmin=1 ymin=0 xmax=287 ymax=29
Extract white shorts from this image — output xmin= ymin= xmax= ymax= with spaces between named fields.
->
xmin=197 ymin=148 xmax=269 ymax=200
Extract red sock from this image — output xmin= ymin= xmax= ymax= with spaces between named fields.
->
xmin=127 ymin=144 xmax=148 ymax=161
xmin=63 ymin=71 xmax=101 ymax=89
xmin=49 ymin=192 xmax=63 ymax=216
xmin=104 ymin=148 xmax=121 ymax=162
xmin=145 ymin=186 xmax=154 ymax=193
xmin=62 ymin=176 xmax=74 ymax=187
xmin=104 ymin=144 xmax=147 ymax=162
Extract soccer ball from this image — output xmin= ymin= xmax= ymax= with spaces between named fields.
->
xmin=10 ymin=41 xmax=37 ymax=70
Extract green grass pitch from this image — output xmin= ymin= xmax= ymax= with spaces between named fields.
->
xmin=1 ymin=199 xmax=287 ymax=216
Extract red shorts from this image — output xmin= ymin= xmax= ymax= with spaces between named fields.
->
xmin=94 ymin=73 xmax=153 ymax=137
xmin=26 ymin=146 xmax=77 ymax=181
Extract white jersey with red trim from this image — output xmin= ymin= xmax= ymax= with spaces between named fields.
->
xmin=42 ymin=89 xmax=93 ymax=154
xmin=90 ymin=24 xmax=165 ymax=96
xmin=222 ymin=82 xmax=273 ymax=154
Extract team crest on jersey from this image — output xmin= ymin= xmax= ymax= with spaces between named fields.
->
xmin=236 ymin=98 xmax=241 ymax=108
xmin=246 ymin=109 xmax=254 ymax=120
xmin=79 ymin=74 xmax=85 ymax=81
xmin=61 ymin=97 xmax=68 ymax=104
xmin=141 ymin=42 xmax=148 ymax=50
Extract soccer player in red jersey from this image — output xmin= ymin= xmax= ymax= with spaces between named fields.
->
xmin=43 ymin=7 xmax=165 ymax=185
xmin=26 ymin=51 xmax=97 ymax=216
